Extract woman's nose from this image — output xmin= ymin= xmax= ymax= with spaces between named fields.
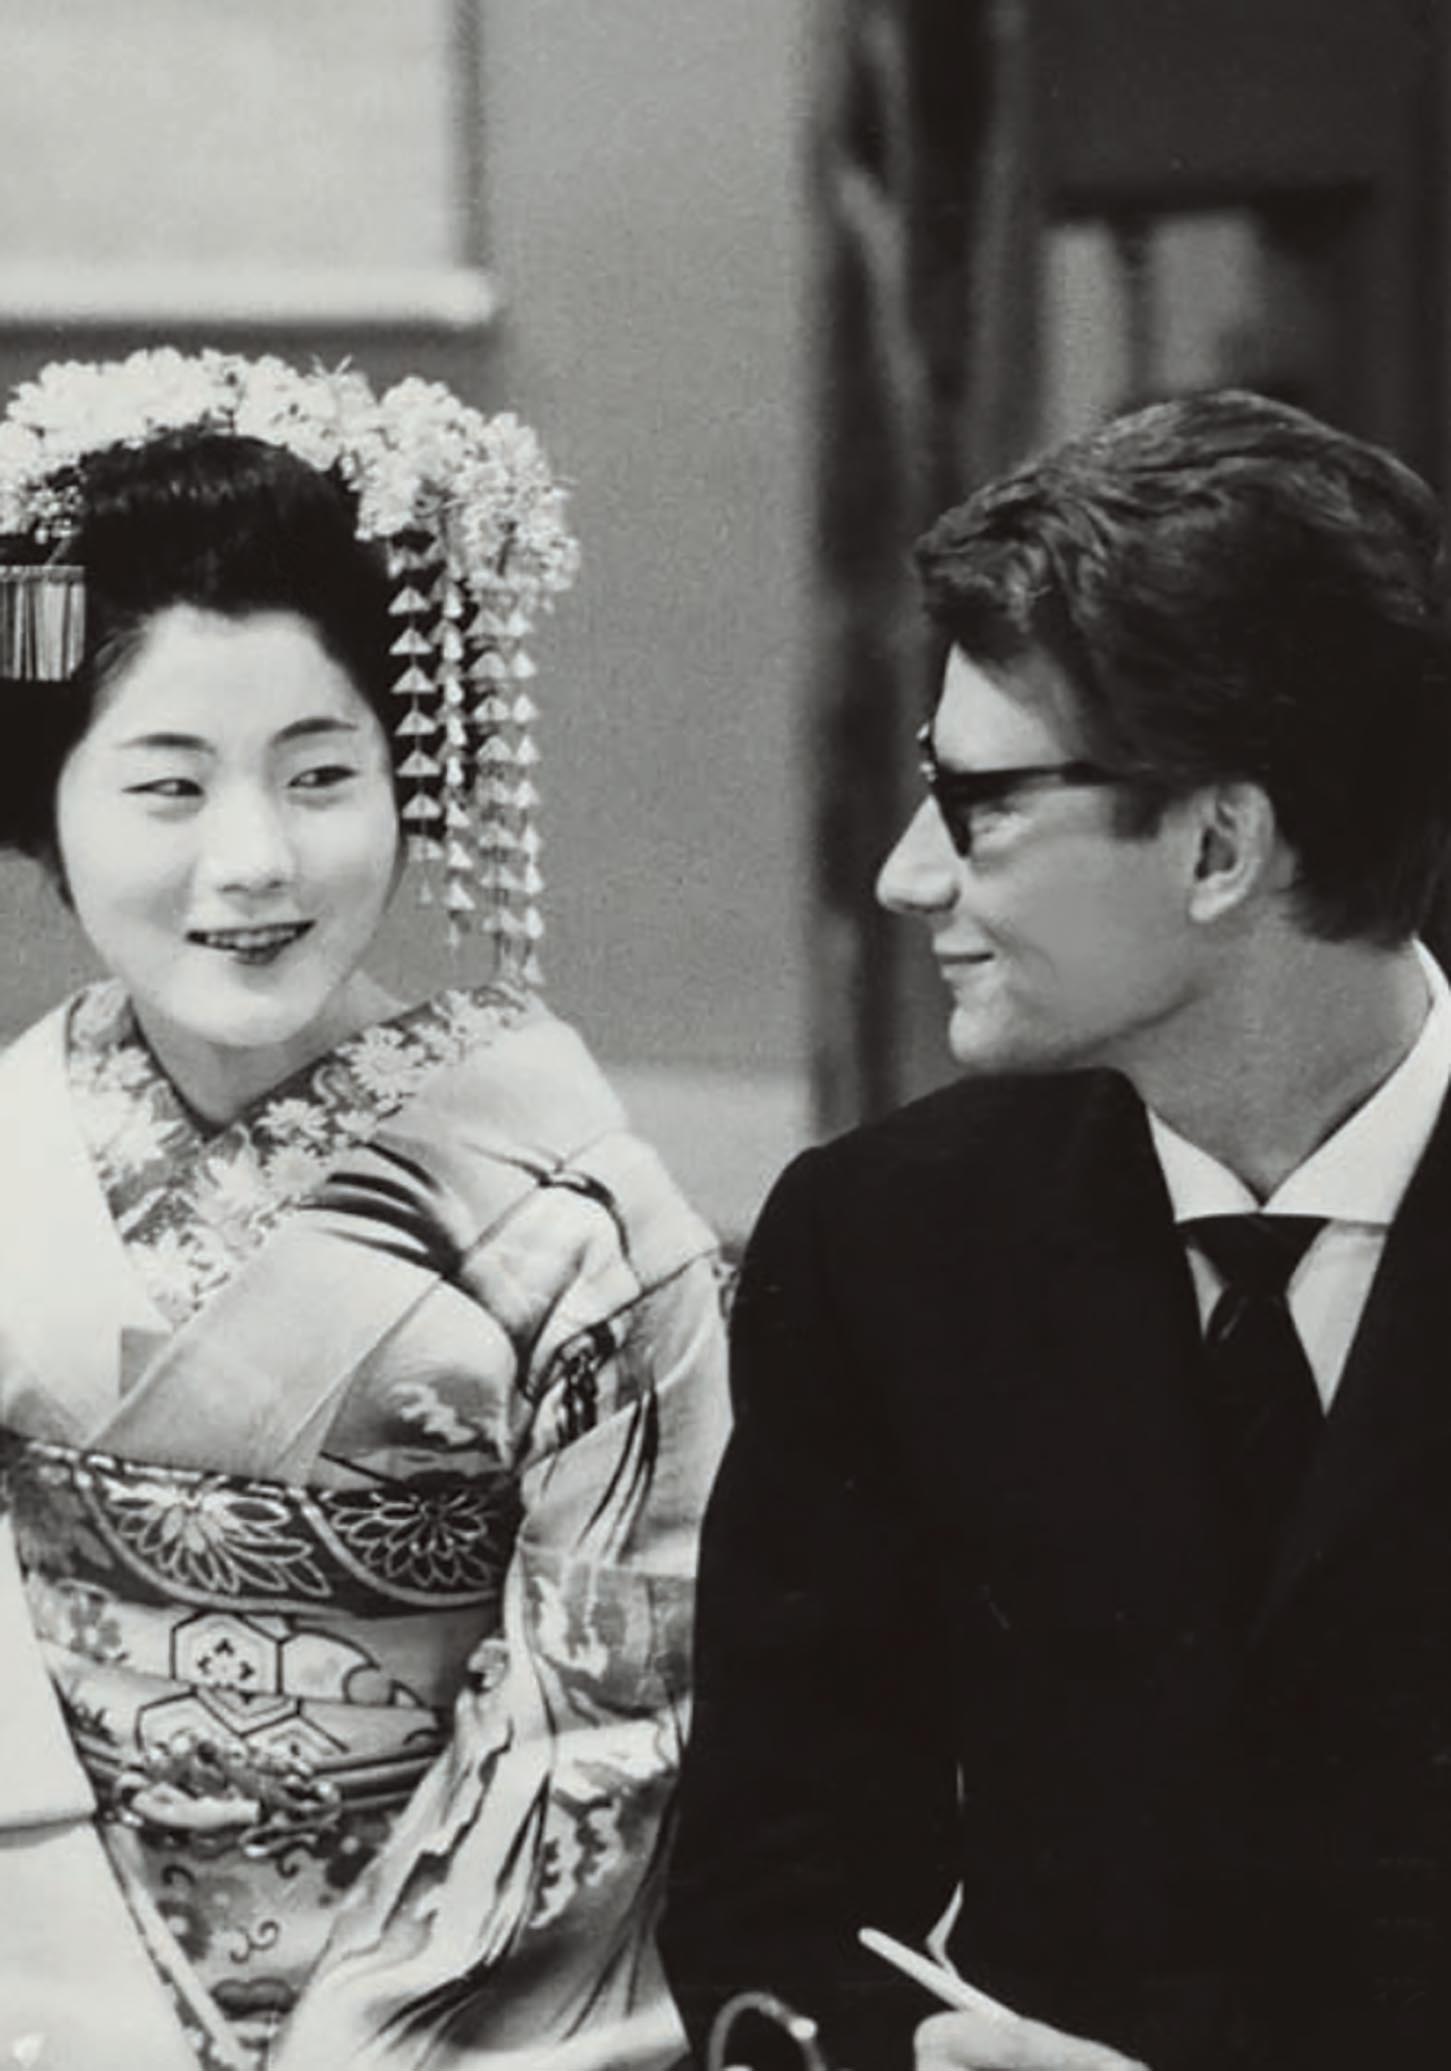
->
xmin=876 ymin=798 xmax=961 ymax=916
xmin=199 ymin=785 xmax=295 ymax=895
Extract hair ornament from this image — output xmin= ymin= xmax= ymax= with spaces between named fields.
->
xmin=0 ymin=562 xmax=85 ymax=682
xmin=0 ymin=348 xmax=581 ymax=979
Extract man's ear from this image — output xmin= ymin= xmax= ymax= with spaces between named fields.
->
xmin=1184 ymin=781 xmax=1289 ymax=923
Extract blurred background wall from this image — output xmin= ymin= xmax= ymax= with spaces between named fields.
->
xmin=0 ymin=0 xmax=1446 ymax=1231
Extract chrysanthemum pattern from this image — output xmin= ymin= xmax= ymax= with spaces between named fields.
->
xmin=315 ymin=1476 xmax=522 ymax=1599
xmin=10 ymin=1441 xmax=520 ymax=1616
xmin=67 ymin=978 xmax=532 ymax=1325
xmin=103 ymin=1470 xmax=331 ymax=1603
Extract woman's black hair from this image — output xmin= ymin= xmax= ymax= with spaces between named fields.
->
xmin=0 ymin=428 xmax=396 ymax=858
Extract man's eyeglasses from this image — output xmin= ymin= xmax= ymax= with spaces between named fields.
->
xmin=916 ymin=722 xmax=1118 ymax=858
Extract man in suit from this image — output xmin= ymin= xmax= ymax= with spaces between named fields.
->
xmin=660 ymin=391 xmax=1451 ymax=2071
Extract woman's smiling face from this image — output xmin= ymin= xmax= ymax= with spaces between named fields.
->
xmin=54 ymin=604 xmax=400 ymax=1117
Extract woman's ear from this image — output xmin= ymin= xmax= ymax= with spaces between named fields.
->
xmin=1185 ymin=781 xmax=1290 ymax=924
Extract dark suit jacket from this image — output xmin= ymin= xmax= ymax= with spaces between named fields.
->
xmin=661 ymin=1069 xmax=1451 ymax=2071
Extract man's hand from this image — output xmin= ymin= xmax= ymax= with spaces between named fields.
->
xmin=915 ymin=2006 xmax=1149 ymax=2069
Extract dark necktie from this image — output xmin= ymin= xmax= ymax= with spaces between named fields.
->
xmin=1187 ymin=1214 xmax=1327 ymax=1610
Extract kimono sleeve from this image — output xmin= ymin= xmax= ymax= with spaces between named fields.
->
xmin=280 ymin=1197 xmax=729 ymax=2071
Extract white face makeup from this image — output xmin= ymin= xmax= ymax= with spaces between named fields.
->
xmin=55 ymin=604 xmax=400 ymax=1118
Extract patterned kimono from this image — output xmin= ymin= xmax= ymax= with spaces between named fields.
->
xmin=0 ymin=980 xmax=728 ymax=2070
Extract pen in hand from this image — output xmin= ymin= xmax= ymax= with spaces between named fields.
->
xmin=858 ymin=1927 xmax=1019 ymax=2025
xmin=860 ymin=1926 xmax=1150 ymax=2071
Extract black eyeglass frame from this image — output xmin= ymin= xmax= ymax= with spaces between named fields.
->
xmin=915 ymin=721 xmax=1120 ymax=857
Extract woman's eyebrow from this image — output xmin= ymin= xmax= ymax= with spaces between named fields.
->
xmin=114 ymin=730 xmax=211 ymax=752
xmin=114 ymin=716 xmax=360 ymax=752
xmin=275 ymin=716 xmax=361 ymax=743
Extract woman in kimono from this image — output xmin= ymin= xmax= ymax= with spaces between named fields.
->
xmin=0 ymin=352 xmax=728 ymax=2070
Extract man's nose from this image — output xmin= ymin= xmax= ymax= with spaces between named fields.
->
xmin=876 ymin=798 xmax=960 ymax=915
xmin=199 ymin=785 xmax=295 ymax=894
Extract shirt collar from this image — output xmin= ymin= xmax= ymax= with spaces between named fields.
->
xmin=1150 ymin=944 xmax=1451 ymax=1227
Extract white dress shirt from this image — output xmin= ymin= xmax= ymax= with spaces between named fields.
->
xmin=1149 ymin=947 xmax=1451 ymax=1409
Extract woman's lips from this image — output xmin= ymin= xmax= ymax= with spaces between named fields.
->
xmin=188 ymin=922 xmax=313 ymax=965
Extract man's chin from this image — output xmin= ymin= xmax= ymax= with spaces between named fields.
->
xmin=946 ymin=1010 xmax=1077 ymax=1079
xmin=946 ymin=1012 xmax=1018 ymax=1076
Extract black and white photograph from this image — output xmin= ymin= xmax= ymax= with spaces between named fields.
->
xmin=0 ymin=6 xmax=1446 ymax=2069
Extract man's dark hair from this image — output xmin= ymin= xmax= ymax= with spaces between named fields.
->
xmin=0 ymin=428 xmax=395 ymax=859
xmin=915 ymin=389 xmax=1451 ymax=945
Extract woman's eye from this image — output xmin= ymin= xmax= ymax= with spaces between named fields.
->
xmin=125 ymin=777 xmax=201 ymax=800
xmin=290 ymin=764 xmax=358 ymax=791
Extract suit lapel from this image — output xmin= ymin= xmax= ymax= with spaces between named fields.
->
xmin=1030 ymin=1083 xmax=1226 ymax=1622
xmin=1255 ymin=1085 xmax=1451 ymax=1637
xmin=904 ymin=1075 xmax=1224 ymax=1636
xmin=898 ymin=1079 xmax=1242 ymax=1997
